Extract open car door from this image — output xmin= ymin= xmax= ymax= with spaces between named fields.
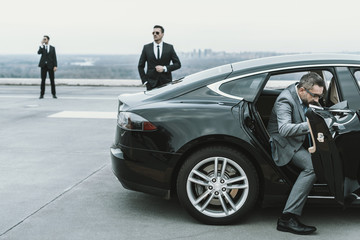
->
xmin=306 ymin=102 xmax=360 ymax=205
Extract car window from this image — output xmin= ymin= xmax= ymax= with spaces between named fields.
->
xmin=263 ymin=70 xmax=336 ymax=106
xmin=353 ymin=70 xmax=360 ymax=88
xmin=264 ymin=71 xmax=332 ymax=90
xmin=218 ymin=74 xmax=266 ymax=101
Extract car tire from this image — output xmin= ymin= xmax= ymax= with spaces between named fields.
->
xmin=177 ymin=145 xmax=259 ymax=225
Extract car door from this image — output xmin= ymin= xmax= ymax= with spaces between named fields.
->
xmin=306 ymin=104 xmax=360 ymax=205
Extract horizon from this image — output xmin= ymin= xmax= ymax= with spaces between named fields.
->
xmin=2 ymin=52 xmax=360 ymax=80
xmin=2 ymin=50 xmax=360 ymax=56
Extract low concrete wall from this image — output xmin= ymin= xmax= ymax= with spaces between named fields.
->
xmin=0 ymin=78 xmax=143 ymax=87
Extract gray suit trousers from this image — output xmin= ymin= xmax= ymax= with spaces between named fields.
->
xmin=283 ymin=147 xmax=317 ymax=216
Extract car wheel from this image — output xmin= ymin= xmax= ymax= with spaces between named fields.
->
xmin=177 ymin=146 xmax=259 ymax=224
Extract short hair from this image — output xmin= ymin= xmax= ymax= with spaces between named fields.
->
xmin=44 ymin=35 xmax=50 ymax=40
xmin=297 ymin=72 xmax=325 ymax=90
xmin=153 ymin=25 xmax=164 ymax=33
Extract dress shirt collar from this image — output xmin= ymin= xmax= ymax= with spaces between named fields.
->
xmin=295 ymin=83 xmax=304 ymax=105
xmin=154 ymin=41 xmax=163 ymax=48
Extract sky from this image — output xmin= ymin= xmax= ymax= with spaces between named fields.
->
xmin=1 ymin=0 xmax=360 ymax=55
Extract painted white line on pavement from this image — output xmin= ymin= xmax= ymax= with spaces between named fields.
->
xmin=0 ymin=95 xmax=38 ymax=98
xmin=48 ymin=111 xmax=117 ymax=119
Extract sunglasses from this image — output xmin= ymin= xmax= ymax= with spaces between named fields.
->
xmin=152 ymin=31 xmax=161 ymax=35
xmin=304 ymin=88 xmax=323 ymax=98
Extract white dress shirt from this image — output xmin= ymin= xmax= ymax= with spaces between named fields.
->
xmin=153 ymin=41 xmax=163 ymax=59
xmin=40 ymin=44 xmax=50 ymax=53
xmin=295 ymin=84 xmax=303 ymax=106
xmin=153 ymin=41 xmax=167 ymax=72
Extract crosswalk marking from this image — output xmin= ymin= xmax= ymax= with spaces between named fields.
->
xmin=48 ymin=111 xmax=117 ymax=119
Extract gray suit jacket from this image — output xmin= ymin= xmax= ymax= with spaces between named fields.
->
xmin=267 ymin=83 xmax=309 ymax=166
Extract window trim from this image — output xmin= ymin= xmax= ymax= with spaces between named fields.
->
xmin=207 ymin=64 xmax=360 ymax=101
xmin=350 ymin=68 xmax=360 ymax=90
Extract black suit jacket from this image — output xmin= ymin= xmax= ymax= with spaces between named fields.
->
xmin=38 ymin=45 xmax=57 ymax=69
xmin=138 ymin=42 xmax=181 ymax=89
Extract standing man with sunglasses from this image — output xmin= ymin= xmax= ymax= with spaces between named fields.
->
xmin=267 ymin=72 xmax=325 ymax=235
xmin=38 ymin=35 xmax=57 ymax=99
xmin=138 ymin=25 xmax=181 ymax=90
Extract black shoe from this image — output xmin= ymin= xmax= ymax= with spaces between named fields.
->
xmin=39 ymin=95 xmax=44 ymax=99
xmin=352 ymin=187 xmax=360 ymax=198
xmin=52 ymin=95 xmax=57 ymax=99
xmin=344 ymin=187 xmax=360 ymax=206
xmin=277 ymin=216 xmax=316 ymax=235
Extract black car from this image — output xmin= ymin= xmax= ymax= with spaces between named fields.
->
xmin=111 ymin=54 xmax=360 ymax=224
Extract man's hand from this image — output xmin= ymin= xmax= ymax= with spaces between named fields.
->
xmin=155 ymin=65 xmax=164 ymax=73
xmin=53 ymin=67 xmax=57 ymax=72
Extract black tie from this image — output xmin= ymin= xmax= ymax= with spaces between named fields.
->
xmin=157 ymin=45 xmax=160 ymax=59
xmin=45 ymin=45 xmax=48 ymax=53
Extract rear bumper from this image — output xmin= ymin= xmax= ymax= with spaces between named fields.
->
xmin=110 ymin=146 xmax=171 ymax=199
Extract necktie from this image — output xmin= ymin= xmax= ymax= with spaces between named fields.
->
xmin=157 ymin=45 xmax=160 ymax=59
xmin=45 ymin=45 xmax=48 ymax=53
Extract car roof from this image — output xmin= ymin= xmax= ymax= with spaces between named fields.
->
xmin=229 ymin=53 xmax=360 ymax=77
xmin=146 ymin=53 xmax=360 ymax=101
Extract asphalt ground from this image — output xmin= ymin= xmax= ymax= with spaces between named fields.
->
xmin=1 ymin=85 xmax=360 ymax=240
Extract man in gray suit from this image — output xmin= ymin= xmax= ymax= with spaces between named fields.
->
xmin=267 ymin=72 xmax=325 ymax=235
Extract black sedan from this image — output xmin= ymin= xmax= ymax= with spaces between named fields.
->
xmin=111 ymin=54 xmax=360 ymax=224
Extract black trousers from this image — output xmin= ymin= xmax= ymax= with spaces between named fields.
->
xmin=40 ymin=66 xmax=56 ymax=95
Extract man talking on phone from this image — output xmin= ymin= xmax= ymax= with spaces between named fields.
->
xmin=38 ymin=35 xmax=57 ymax=99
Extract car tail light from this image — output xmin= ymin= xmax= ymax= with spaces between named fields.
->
xmin=118 ymin=112 xmax=157 ymax=131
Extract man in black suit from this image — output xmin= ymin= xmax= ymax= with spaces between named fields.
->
xmin=38 ymin=35 xmax=57 ymax=99
xmin=138 ymin=25 xmax=181 ymax=90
